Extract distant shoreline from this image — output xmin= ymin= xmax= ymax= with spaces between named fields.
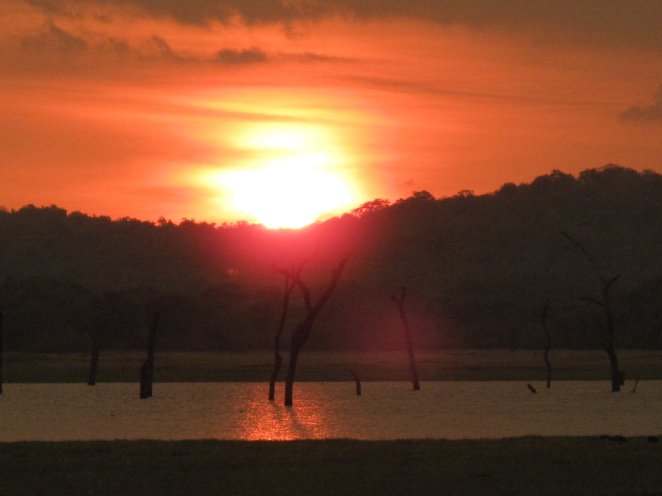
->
xmin=2 ymin=349 xmax=661 ymax=383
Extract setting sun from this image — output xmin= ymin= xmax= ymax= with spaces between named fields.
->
xmin=209 ymin=123 xmax=358 ymax=228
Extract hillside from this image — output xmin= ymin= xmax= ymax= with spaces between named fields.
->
xmin=1 ymin=165 xmax=661 ymax=351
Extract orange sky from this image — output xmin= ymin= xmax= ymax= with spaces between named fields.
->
xmin=1 ymin=1 xmax=662 ymax=226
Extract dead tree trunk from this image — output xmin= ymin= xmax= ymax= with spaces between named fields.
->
xmin=562 ymin=231 xmax=623 ymax=392
xmin=140 ymin=311 xmax=159 ymax=399
xmin=631 ymin=378 xmax=640 ymax=393
xmin=87 ymin=346 xmax=100 ymax=386
xmin=139 ymin=360 xmax=150 ymax=399
xmin=391 ymin=287 xmax=420 ymax=391
xmin=282 ymin=256 xmax=349 ymax=407
xmin=349 ymin=369 xmax=361 ymax=396
xmin=601 ymin=276 xmax=624 ymax=392
xmin=284 ymin=334 xmax=303 ymax=406
xmin=269 ymin=276 xmax=295 ymax=401
xmin=541 ymin=303 xmax=552 ymax=388
xmin=581 ymin=275 xmax=622 ymax=392
xmin=0 ymin=307 xmax=3 ymax=395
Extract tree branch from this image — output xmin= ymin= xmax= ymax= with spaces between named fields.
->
xmin=581 ymin=296 xmax=605 ymax=307
xmin=294 ymin=276 xmax=313 ymax=313
xmin=308 ymin=255 xmax=350 ymax=320
xmin=561 ymin=231 xmax=596 ymax=265
xmin=605 ymin=275 xmax=621 ymax=292
xmin=390 ymin=286 xmax=406 ymax=305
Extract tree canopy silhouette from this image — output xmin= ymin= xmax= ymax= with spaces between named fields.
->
xmin=1 ymin=165 xmax=662 ymax=353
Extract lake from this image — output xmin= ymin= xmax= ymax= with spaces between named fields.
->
xmin=0 ymin=381 xmax=660 ymax=441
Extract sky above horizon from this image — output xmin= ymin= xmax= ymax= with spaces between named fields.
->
xmin=1 ymin=1 xmax=662 ymax=226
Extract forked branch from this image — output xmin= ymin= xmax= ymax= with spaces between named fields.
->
xmin=390 ymin=286 xmax=420 ymax=391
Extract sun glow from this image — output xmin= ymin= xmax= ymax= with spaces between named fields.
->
xmin=209 ymin=123 xmax=358 ymax=229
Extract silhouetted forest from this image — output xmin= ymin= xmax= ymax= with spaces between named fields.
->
xmin=2 ymin=165 xmax=662 ymax=352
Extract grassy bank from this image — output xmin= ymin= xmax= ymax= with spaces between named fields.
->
xmin=0 ymin=438 xmax=660 ymax=495
xmin=2 ymin=349 xmax=662 ymax=383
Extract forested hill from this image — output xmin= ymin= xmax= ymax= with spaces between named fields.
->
xmin=2 ymin=165 xmax=662 ymax=352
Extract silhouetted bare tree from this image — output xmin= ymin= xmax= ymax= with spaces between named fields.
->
xmin=562 ymin=231 xmax=624 ymax=392
xmin=268 ymin=274 xmax=296 ymax=401
xmin=140 ymin=311 xmax=159 ymax=399
xmin=86 ymin=297 xmax=102 ymax=386
xmin=390 ymin=287 xmax=420 ymax=390
xmin=349 ymin=369 xmax=361 ymax=396
xmin=0 ymin=305 xmax=3 ymax=395
xmin=280 ymin=256 xmax=349 ymax=407
xmin=88 ymin=346 xmax=100 ymax=386
xmin=541 ymin=302 xmax=553 ymax=388
xmin=80 ymin=292 xmax=137 ymax=386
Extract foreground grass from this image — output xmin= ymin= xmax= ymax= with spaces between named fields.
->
xmin=0 ymin=438 xmax=660 ymax=495
xmin=4 ymin=349 xmax=662 ymax=383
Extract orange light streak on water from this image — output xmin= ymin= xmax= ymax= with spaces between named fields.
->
xmin=233 ymin=386 xmax=331 ymax=441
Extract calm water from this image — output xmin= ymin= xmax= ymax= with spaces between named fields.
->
xmin=0 ymin=381 xmax=660 ymax=441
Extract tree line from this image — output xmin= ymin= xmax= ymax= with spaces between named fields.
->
xmin=1 ymin=164 xmax=661 ymax=353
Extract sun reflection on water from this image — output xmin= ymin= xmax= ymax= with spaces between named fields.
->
xmin=3 ymin=382 xmax=662 ymax=442
xmin=232 ymin=385 xmax=331 ymax=441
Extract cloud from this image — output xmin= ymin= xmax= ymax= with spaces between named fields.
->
xmin=215 ymin=47 xmax=268 ymax=64
xmin=286 ymin=52 xmax=354 ymax=63
xmin=341 ymin=75 xmax=607 ymax=106
xmin=619 ymin=85 xmax=662 ymax=122
xmin=24 ymin=0 xmax=65 ymax=15
xmin=15 ymin=23 xmax=189 ymax=64
xmin=145 ymin=35 xmax=184 ymax=62
xmin=214 ymin=48 xmax=355 ymax=65
xmin=26 ymin=1 xmax=662 ymax=49
xmin=20 ymin=21 xmax=87 ymax=52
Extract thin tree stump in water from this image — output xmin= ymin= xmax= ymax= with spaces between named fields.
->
xmin=631 ymin=378 xmax=640 ymax=393
xmin=87 ymin=347 xmax=99 ymax=386
xmin=139 ymin=361 xmax=150 ymax=399
xmin=139 ymin=311 xmax=159 ymax=399
xmin=349 ymin=369 xmax=362 ymax=396
xmin=541 ymin=303 xmax=553 ymax=389
xmin=0 ymin=308 xmax=4 ymax=395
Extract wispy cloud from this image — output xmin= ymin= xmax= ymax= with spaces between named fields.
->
xmin=20 ymin=21 xmax=87 ymax=52
xmin=13 ymin=19 xmax=354 ymax=66
xmin=24 ymin=0 xmax=64 ymax=15
xmin=26 ymin=1 xmax=662 ymax=49
xmin=146 ymin=35 xmax=184 ymax=62
xmin=15 ymin=23 xmax=188 ymax=63
xmin=619 ymin=85 xmax=662 ymax=123
xmin=284 ymin=52 xmax=355 ymax=63
xmin=215 ymin=47 xmax=267 ymax=65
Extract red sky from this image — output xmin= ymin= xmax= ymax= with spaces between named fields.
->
xmin=1 ymin=1 xmax=662 ymax=226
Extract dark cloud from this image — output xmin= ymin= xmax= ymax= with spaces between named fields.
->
xmin=215 ymin=47 xmax=268 ymax=64
xmin=619 ymin=85 xmax=662 ymax=123
xmin=101 ymin=37 xmax=132 ymax=56
xmin=20 ymin=21 xmax=87 ymax=51
xmin=146 ymin=35 xmax=183 ymax=62
xmin=25 ymin=0 xmax=65 ymax=15
xmin=16 ymin=23 xmax=189 ymax=63
xmin=27 ymin=1 xmax=662 ymax=49
xmin=287 ymin=52 xmax=354 ymax=63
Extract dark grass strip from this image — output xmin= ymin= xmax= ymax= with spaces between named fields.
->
xmin=1 ymin=437 xmax=661 ymax=496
